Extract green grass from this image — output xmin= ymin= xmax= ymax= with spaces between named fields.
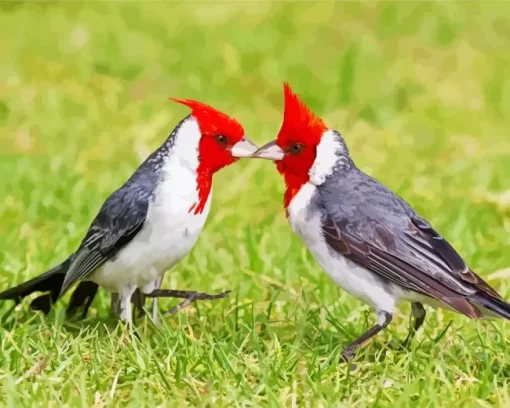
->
xmin=1 ymin=1 xmax=510 ymax=406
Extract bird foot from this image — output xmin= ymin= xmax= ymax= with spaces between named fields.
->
xmin=164 ymin=290 xmax=231 ymax=315
xmin=340 ymin=347 xmax=358 ymax=371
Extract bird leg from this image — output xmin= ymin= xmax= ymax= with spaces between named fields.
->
xmin=130 ymin=290 xmax=147 ymax=319
xmin=145 ymin=289 xmax=231 ymax=300
xmin=140 ymin=277 xmax=164 ymax=325
xmin=149 ymin=276 xmax=163 ymax=325
xmin=401 ymin=302 xmax=426 ymax=349
xmin=110 ymin=293 xmax=121 ymax=318
xmin=164 ymin=291 xmax=230 ymax=315
xmin=110 ymin=290 xmax=147 ymax=319
xmin=144 ymin=289 xmax=231 ymax=315
xmin=118 ymin=286 xmax=137 ymax=324
xmin=341 ymin=311 xmax=393 ymax=363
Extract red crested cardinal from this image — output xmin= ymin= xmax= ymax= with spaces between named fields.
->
xmin=0 ymin=98 xmax=258 ymax=324
xmin=253 ymin=84 xmax=510 ymax=362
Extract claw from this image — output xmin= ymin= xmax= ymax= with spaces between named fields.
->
xmin=165 ymin=290 xmax=231 ymax=315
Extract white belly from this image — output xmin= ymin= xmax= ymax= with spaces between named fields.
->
xmin=287 ymin=182 xmax=400 ymax=313
xmin=91 ymin=166 xmax=211 ymax=293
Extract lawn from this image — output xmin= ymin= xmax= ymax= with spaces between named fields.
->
xmin=1 ymin=1 xmax=510 ymax=406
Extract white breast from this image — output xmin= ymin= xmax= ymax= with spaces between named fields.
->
xmin=287 ymin=182 xmax=400 ymax=313
xmin=92 ymin=118 xmax=210 ymax=293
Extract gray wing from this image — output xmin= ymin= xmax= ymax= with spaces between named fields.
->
xmin=59 ymin=185 xmax=150 ymax=296
xmin=319 ymin=175 xmax=500 ymax=317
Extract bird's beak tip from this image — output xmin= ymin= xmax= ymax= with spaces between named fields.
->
xmin=253 ymin=140 xmax=284 ymax=161
xmin=230 ymin=137 xmax=259 ymax=158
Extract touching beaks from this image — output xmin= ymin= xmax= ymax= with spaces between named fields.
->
xmin=253 ymin=140 xmax=284 ymax=161
xmin=230 ymin=137 xmax=259 ymax=158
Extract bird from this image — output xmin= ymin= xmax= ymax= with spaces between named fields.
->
xmin=0 ymin=97 xmax=258 ymax=324
xmin=252 ymin=83 xmax=510 ymax=362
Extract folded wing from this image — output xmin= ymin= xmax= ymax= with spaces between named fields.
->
xmin=59 ymin=185 xmax=149 ymax=296
xmin=322 ymin=214 xmax=501 ymax=318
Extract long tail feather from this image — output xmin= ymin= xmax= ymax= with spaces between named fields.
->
xmin=471 ymin=293 xmax=510 ymax=320
xmin=0 ymin=258 xmax=71 ymax=314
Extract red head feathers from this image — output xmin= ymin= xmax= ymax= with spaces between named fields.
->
xmin=276 ymin=83 xmax=327 ymax=149
xmin=170 ymin=97 xmax=244 ymax=140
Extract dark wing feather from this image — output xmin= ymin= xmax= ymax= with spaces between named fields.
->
xmin=408 ymin=216 xmax=501 ymax=298
xmin=322 ymin=217 xmax=484 ymax=318
xmin=59 ymin=185 xmax=149 ymax=296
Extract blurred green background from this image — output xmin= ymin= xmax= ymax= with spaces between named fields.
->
xmin=1 ymin=1 xmax=510 ymax=406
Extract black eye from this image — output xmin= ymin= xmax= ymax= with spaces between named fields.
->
xmin=290 ymin=143 xmax=303 ymax=154
xmin=216 ymin=135 xmax=227 ymax=145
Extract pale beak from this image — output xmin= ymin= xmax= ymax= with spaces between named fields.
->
xmin=253 ymin=140 xmax=284 ymax=161
xmin=230 ymin=137 xmax=258 ymax=158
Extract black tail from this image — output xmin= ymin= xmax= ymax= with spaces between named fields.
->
xmin=1 ymin=260 xmax=149 ymax=321
xmin=0 ymin=258 xmax=101 ymax=318
xmin=0 ymin=259 xmax=71 ymax=314
xmin=472 ymin=293 xmax=510 ymax=320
